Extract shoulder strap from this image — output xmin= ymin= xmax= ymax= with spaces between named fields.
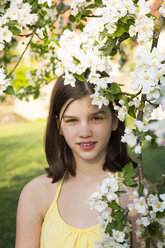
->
xmin=115 ymin=171 xmax=118 ymax=182
xmin=54 ymin=174 xmax=65 ymax=202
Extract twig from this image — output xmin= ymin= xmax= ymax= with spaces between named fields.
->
xmin=149 ymin=237 xmax=158 ymax=248
xmin=146 ymin=99 xmax=159 ymax=107
xmin=8 ymin=20 xmax=40 ymax=77
xmin=119 ymin=90 xmax=141 ymax=98
xmin=18 ymin=33 xmax=33 ymax=37
xmin=146 ymin=237 xmax=150 ymax=248
xmin=99 ymin=33 xmax=129 ymax=51
xmin=82 ymin=15 xmax=102 ymax=18
xmin=116 ymin=33 xmax=130 ymax=50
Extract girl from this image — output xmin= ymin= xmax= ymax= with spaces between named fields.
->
xmin=15 ymin=71 xmax=139 ymax=248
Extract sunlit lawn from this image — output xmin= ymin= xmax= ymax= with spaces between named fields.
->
xmin=0 ymin=121 xmax=46 ymax=248
xmin=0 ymin=121 xmax=165 ymax=248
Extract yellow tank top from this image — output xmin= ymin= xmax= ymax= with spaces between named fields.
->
xmin=40 ymin=176 xmax=103 ymax=248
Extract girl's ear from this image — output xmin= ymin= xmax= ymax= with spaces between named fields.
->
xmin=112 ymin=114 xmax=119 ymax=131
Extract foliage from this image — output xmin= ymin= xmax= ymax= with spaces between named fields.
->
xmin=0 ymin=0 xmax=165 ymax=247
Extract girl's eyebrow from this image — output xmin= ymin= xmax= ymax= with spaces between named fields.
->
xmin=63 ymin=110 xmax=106 ymax=119
xmin=91 ymin=110 xmax=106 ymax=116
xmin=62 ymin=115 xmax=77 ymax=119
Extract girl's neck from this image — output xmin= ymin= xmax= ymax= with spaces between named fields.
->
xmin=69 ymin=159 xmax=110 ymax=183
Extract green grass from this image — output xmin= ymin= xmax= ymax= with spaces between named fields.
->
xmin=0 ymin=121 xmax=46 ymax=248
xmin=0 ymin=121 xmax=165 ymax=248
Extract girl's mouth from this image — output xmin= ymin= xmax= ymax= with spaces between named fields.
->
xmin=77 ymin=142 xmax=97 ymax=150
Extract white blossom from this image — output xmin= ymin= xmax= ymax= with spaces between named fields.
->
xmin=94 ymin=200 xmax=108 ymax=213
xmin=121 ymin=128 xmax=137 ymax=147
xmin=134 ymin=197 xmax=148 ymax=214
xmin=55 ymin=67 xmax=64 ymax=77
xmin=64 ymin=71 xmax=76 ymax=87
xmin=152 ymin=201 xmax=165 ymax=213
xmin=118 ymin=106 xmax=128 ymax=121
xmin=6 ymin=4 xmax=19 ymax=20
xmin=90 ymin=92 xmax=109 ymax=109
xmin=112 ymin=229 xmax=125 ymax=243
xmin=160 ymin=194 xmax=165 ymax=201
xmin=134 ymin=144 xmax=142 ymax=154
xmin=147 ymin=120 xmax=165 ymax=138
xmin=0 ymin=26 xmax=12 ymax=43
xmin=129 ymin=25 xmax=137 ymax=37
xmin=145 ymin=135 xmax=152 ymax=141
xmin=0 ymin=43 xmax=4 ymax=51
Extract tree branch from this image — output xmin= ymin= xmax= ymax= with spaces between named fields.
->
xmin=135 ymin=14 xmax=165 ymax=192
xmin=18 ymin=33 xmax=33 ymax=37
xmin=136 ymin=94 xmax=146 ymax=187
xmin=8 ymin=20 xmax=40 ymax=77
xmin=82 ymin=14 xmax=102 ymax=18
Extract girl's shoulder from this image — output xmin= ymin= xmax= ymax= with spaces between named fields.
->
xmin=18 ymin=174 xmax=59 ymax=219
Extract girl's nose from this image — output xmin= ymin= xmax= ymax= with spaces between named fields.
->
xmin=79 ymin=122 xmax=93 ymax=138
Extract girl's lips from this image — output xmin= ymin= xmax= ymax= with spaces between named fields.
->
xmin=77 ymin=142 xmax=97 ymax=150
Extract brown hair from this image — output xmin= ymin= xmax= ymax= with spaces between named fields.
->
xmin=45 ymin=71 xmax=135 ymax=182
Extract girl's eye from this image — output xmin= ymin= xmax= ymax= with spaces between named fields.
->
xmin=92 ymin=116 xmax=103 ymax=121
xmin=66 ymin=119 xmax=77 ymax=123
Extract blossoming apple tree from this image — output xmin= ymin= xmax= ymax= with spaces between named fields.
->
xmin=1 ymin=0 xmax=165 ymax=247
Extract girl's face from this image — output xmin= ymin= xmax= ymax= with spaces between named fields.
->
xmin=59 ymin=95 xmax=118 ymax=165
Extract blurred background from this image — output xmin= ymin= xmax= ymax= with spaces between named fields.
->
xmin=0 ymin=0 xmax=165 ymax=247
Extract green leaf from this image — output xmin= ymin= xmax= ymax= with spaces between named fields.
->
xmin=156 ymin=210 xmax=165 ymax=219
xmin=94 ymin=0 xmax=102 ymax=4
xmin=146 ymin=13 xmax=157 ymax=20
xmin=76 ymin=22 xmax=85 ymax=31
xmin=123 ymin=178 xmax=137 ymax=187
xmin=6 ymin=20 xmax=18 ymax=26
xmin=148 ymin=185 xmax=155 ymax=194
xmin=43 ymin=28 xmax=48 ymax=38
xmin=122 ymin=162 xmax=134 ymax=178
xmin=105 ymin=92 xmax=115 ymax=102
xmin=31 ymin=1 xmax=38 ymax=12
xmin=128 ymin=106 xmax=136 ymax=118
xmin=108 ymin=200 xmax=119 ymax=210
xmin=69 ymin=15 xmax=76 ymax=22
xmin=83 ymin=9 xmax=93 ymax=16
xmin=54 ymin=40 xmax=60 ymax=46
xmin=73 ymin=56 xmax=80 ymax=65
xmin=3 ymin=86 xmax=15 ymax=95
xmin=105 ymin=222 xmax=114 ymax=235
xmin=85 ymin=4 xmax=96 ymax=9
xmin=94 ymin=40 xmax=99 ymax=46
xmin=74 ymin=73 xmax=86 ymax=82
xmin=138 ymin=187 xmax=144 ymax=196
xmin=41 ymin=9 xmax=47 ymax=17
xmin=113 ymin=25 xmax=125 ymax=37
xmin=9 ymin=26 xmax=21 ymax=35
xmin=113 ymin=211 xmax=125 ymax=221
xmin=148 ymin=222 xmax=159 ymax=236
xmin=104 ymin=41 xmax=116 ymax=56
xmin=110 ymin=83 xmax=121 ymax=94
xmin=120 ymin=16 xmax=128 ymax=23
xmin=110 ymin=47 xmax=117 ymax=56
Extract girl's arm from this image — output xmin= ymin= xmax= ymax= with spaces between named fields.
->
xmin=15 ymin=178 xmax=44 ymax=248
